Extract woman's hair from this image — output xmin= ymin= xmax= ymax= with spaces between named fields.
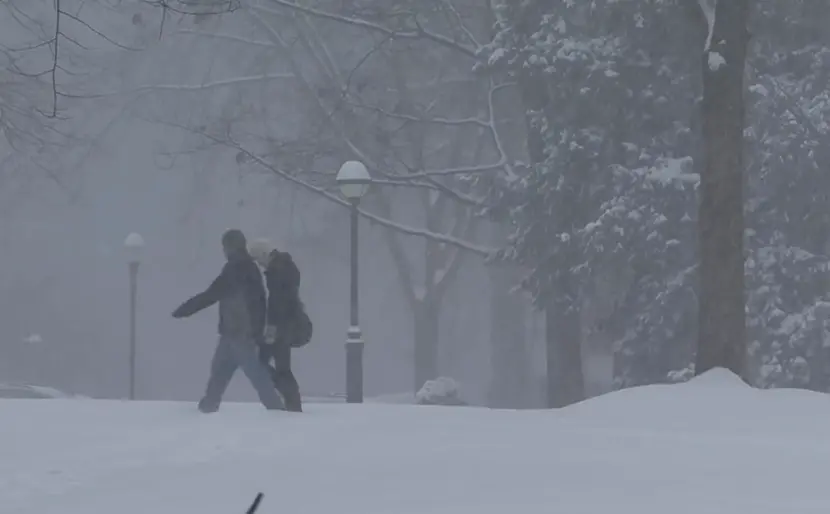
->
xmin=248 ymin=238 xmax=275 ymax=266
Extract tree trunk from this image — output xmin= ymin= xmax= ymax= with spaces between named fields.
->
xmin=695 ymin=0 xmax=750 ymax=378
xmin=546 ymin=275 xmax=585 ymax=407
xmin=413 ymin=298 xmax=440 ymax=392
xmin=517 ymin=52 xmax=585 ymax=408
xmin=487 ymin=262 xmax=530 ymax=408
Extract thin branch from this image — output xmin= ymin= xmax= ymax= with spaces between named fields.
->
xmin=397 ymin=160 xmax=507 ymax=179
xmin=161 ymin=120 xmax=492 ymax=254
xmin=175 ymin=29 xmax=274 ymax=47
xmin=347 ymin=101 xmax=490 ymax=128
xmin=375 ymin=194 xmax=419 ymax=308
xmin=58 ymin=8 xmax=143 ymax=51
xmin=485 ymin=78 xmax=517 ymax=180
xmin=142 ymin=0 xmax=239 ymax=17
xmin=49 ymin=0 xmax=61 ymax=117
xmin=435 ymin=214 xmax=477 ymax=299
xmin=57 ymin=72 xmax=296 ymax=99
xmin=129 ymin=72 xmax=295 ymax=92
xmin=296 ymin=11 xmax=346 ymax=85
xmin=252 ymin=0 xmax=479 ymax=58
xmin=249 ymin=6 xmax=505 ymax=200
xmin=245 ymin=7 xmax=370 ymax=164
xmin=439 ymin=0 xmax=481 ymax=48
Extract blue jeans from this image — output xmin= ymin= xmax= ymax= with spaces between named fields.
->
xmin=199 ymin=335 xmax=284 ymax=412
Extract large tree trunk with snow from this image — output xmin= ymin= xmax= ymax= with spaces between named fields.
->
xmin=695 ymin=0 xmax=750 ymax=378
xmin=516 ymin=54 xmax=585 ymax=406
xmin=487 ymin=261 xmax=530 ymax=408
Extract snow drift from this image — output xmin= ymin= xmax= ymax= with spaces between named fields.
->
xmin=2 ymin=369 xmax=827 ymax=514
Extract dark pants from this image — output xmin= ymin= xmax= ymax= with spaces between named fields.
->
xmin=259 ymin=338 xmax=302 ymax=412
xmin=199 ymin=335 xmax=285 ymax=413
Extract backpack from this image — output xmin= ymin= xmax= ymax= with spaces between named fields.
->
xmin=289 ymin=300 xmax=313 ymax=348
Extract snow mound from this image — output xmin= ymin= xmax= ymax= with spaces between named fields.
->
xmin=2 ymin=372 xmax=829 ymax=514
xmin=416 ymin=377 xmax=467 ymax=405
xmin=685 ymin=367 xmax=749 ymax=388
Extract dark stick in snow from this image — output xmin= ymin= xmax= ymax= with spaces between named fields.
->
xmin=246 ymin=493 xmax=263 ymax=514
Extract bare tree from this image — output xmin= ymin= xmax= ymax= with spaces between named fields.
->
xmin=246 ymin=1 xmax=493 ymax=391
xmin=0 ymin=0 xmax=138 ymax=185
xmin=139 ymin=0 xmax=534 ymax=399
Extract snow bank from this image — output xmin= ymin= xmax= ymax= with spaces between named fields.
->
xmin=2 ymin=373 xmax=828 ymax=514
xmin=684 ymin=367 xmax=749 ymax=388
xmin=367 ymin=392 xmax=416 ymax=404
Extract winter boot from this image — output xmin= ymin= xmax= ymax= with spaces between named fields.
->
xmin=197 ymin=397 xmax=220 ymax=413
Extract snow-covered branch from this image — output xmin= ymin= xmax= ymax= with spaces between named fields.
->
xmin=374 ymin=195 xmax=419 ymax=308
xmin=248 ymin=6 xmax=500 ymax=201
xmin=57 ymin=72 xmax=296 ymax=99
xmin=697 ymin=0 xmax=717 ymax=51
xmin=395 ymin=160 xmax=507 ymax=179
xmin=143 ymin=0 xmax=239 ymax=17
xmin=166 ymin=121 xmax=491 ymax=255
xmin=244 ymin=7 xmax=382 ymax=172
xmin=175 ymin=29 xmax=274 ymax=48
xmin=766 ymin=76 xmax=830 ymax=151
xmin=347 ymin=101 xmax=490 ymax=129
xmin=434 ymin=208 xmax=477 ymax=298
xmin=251 ymin=0 xmax=479 ymax=59
xmin=0 ymin=1 xmax=116 ymax=179
xmin=440 ymin=0 xmax=481 ymax=48
xmin=486 ymin=78 xmax=517 ymax=180
xmin=127 ymin=72 xmax=295 ymax=93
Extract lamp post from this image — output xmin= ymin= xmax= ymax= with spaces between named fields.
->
xmin=336 ymin=160 xmax=372 ymax=403
xmin=124 ymin=232 xmax=144 ymax=401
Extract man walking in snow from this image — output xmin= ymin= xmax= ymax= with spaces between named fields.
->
xmin=248 ymin=238 xmax=308 ymax=412
xmin=172 ymin=229 xmax=284 ymax=413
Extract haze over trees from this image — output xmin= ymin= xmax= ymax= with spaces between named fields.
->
xmin=2 ymin=0 xmax=830 ymax=406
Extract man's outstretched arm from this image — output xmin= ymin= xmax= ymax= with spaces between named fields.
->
xmin=172 ymin=265 xmax=234 ymax=318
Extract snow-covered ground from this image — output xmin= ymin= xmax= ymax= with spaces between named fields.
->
xmin=2 ymin=370 xmax=828 ymax=513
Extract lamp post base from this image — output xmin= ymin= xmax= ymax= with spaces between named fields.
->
xmin=345 ymin=327 xmax=364 ymax=404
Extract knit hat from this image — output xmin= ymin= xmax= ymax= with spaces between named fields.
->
xmin=221 ymin=229 xmax=248 ymax=255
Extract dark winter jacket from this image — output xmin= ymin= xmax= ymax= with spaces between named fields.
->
xmin=172 ymin=251 xmax=266 ymax=342
xmin=263 ymin=249 xmax=301 ymax=327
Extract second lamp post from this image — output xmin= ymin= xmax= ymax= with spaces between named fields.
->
xmin=124 ymin=232 xmax=144 ymax=401
xmin=336 ymin=160 xmax=371 ymax=403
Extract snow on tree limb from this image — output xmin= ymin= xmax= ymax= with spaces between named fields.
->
xmin=697 ymin=0 xmax=717 ymax=51
xmin=251 ymin=0 xmax=480 ymax=58
xmin=439 ymin=0 xmax=481 ymax=48
xmin=127 ymin=73 xmax=295 ymax=93
xmin=164 ymin=121 xmax=492 ymax=255
xmin=54 ymin=72 xmax=296 ymax=99
xmin=178 ymin=7 xmax=513 ymax=191
xmin=245 ymin=4 xmax=507 ymax=201
xmin=141 ymin=3 xmax=495 ymax=256
xmin=0 ymin=0 xmax=136 ymax=187
xmin=345 ymin=104 xmax=491 ymax=129
xmin=487 ymin=78 xmax=517 ymax=181
xmin=395 ymin=160 xmax=507 ymax=179
xmin=175 ymin=29 xmax=272 ymax=47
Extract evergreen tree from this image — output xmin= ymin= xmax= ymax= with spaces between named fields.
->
xmin=481 ymin=0 xmax=701 ymax=397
